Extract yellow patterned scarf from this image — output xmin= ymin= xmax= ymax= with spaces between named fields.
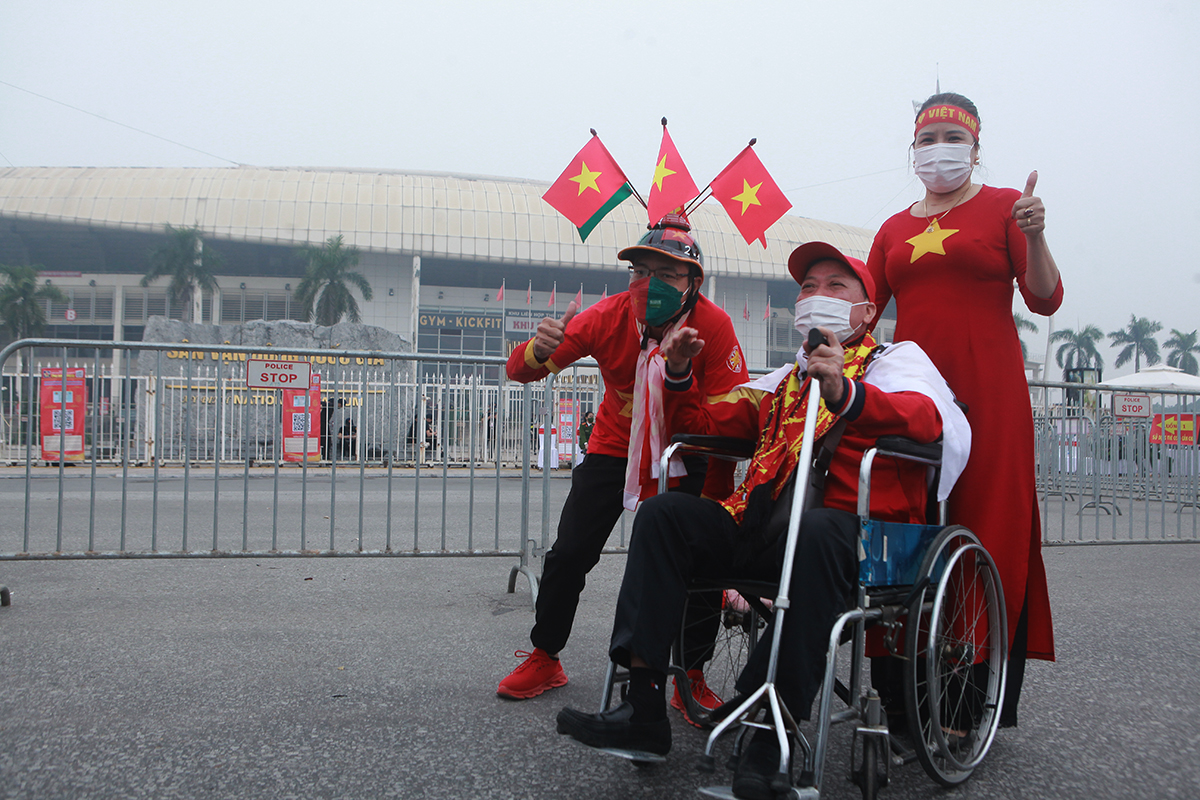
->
xmin=719 ymin=333 xmax=877 ymax=525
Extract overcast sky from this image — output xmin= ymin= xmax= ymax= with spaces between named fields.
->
xmin=3 ymin=1 xmax=1197 ymax=378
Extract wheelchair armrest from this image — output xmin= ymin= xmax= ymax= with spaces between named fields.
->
xmin=668 ymin=434 xmax=756 ymax=461
xmin=873 ymin=435 xmax=942 ymax=464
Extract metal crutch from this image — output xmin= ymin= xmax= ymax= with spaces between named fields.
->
xmin=700 ymin=329 xmax=829 ymax=798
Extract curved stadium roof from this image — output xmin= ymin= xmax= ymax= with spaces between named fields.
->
xmin=0 ymin=166 xmax=874 ymax=279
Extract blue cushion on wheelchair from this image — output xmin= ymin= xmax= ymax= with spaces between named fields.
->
xmin=857 ymin=519 xmax=941 ymax=587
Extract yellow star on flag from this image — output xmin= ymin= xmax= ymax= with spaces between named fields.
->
xmin=905 ymin=217 xmax=959 ymax=263
xmin=652 ymin=155 xmax=677 ymax=192
xmin=570 ymin=161 xmax=603 ymax=196
xmin=732 ymin=179 xmax=763 ymax=215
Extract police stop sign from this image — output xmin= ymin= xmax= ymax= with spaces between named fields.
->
xmin=1112 ymin=393 xmax=1152 ymax=418
xmin=247 ymin=358 xmax=311 ymax=389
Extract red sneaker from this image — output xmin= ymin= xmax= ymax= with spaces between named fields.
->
xmin=497 ymin=648 xmax=568 ymax=699
xmin=670 ymin=669 xmax=723 ymax=727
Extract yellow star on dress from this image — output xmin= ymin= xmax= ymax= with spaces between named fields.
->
xmin=570 ymin=161 xmax=603 ymax=196
xmin=732 ymin=179 xmax=763 ymax=214
xmin=905 ymin=217 xmax=959 ymax=263
xmin=652 ymin=155 xmax=677 ymax=192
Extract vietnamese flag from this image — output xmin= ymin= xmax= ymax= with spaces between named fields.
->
xmin=495 ymin=281 xmax=505 ymax=302
xmin=542 ymin=133 xmax=635 ymax=242
xmin=646 ymin=122 xmax=700 ymax=226
xmin=573 ymin=286 xmax=583 ymax=310
xmin=710 ymin=144 xmax=793 ymax=247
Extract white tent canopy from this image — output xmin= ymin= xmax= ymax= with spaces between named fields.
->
xmin=1096 ymin=365 xmax=1200 ymax=392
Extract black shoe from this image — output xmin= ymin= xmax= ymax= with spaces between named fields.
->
xmin=732 ymin=732 xmax=786 ymax=800
xmin=555 ymin=701 xmax=672 ymax=756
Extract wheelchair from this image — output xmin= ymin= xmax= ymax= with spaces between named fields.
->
xmin=597 ymin=420 xmax=1007 ymax=800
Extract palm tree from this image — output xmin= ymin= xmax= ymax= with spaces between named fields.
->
xmin=0 ymin=263 xmax=68 ymax=340
xmin=1108 ymin=315 xmax=1162 ymax=373
xmin=140 ymin=224 xmax=221 ymax=322
xmin=1164 ymin=329 xmax=1200 ymax=375
xmin=1014 ymin=313 xmax=1039 ymax=362
xmin=294 ymin=235 xmax=373 ymax=326
xmin=1049 ymin=325 xmax=1105 ymax=380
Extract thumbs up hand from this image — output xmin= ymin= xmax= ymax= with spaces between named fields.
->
xmin=1012 ymin=170 xmax=1046 ymax=236
xmin=532 ymin=302 xmax=577 ymax=362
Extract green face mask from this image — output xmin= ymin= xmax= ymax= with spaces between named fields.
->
xmin=644 ymin=276 xmax=684 ymax=326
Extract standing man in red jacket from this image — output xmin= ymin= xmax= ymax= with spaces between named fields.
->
xmin=498 ymin=214 xmax=749 ymax=724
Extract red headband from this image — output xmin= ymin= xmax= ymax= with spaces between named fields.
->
xmin=914 ymin=105 xmax=980 ymax=140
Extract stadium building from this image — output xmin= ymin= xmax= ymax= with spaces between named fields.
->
xmin=0 ymin=166 xmax=886 ymax=374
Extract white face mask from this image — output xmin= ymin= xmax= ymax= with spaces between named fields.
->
xmin=793 ymin=295 xmax=868 ymax=343
xmin=914 ymin=142 xmax=974 ymax=193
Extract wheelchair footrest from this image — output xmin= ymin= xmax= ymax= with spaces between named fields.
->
xmin=593 ymin=746 xmax=666 ymax=764
xmin=698 ymin=787 xmax=819 ymax=800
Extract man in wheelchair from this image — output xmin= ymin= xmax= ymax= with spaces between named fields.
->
xmin=556 ymin=242 xmax=969 ymax=798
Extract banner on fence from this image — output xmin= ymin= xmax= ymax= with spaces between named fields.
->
xmin=1149 ymin=413 xmax=1196 ymax=446
xmin=40 ymin=367 xmax=86 ymax=462
xmin=536 ymin=426 xmax=558 ymax=469
xmin=283 ymin=371 xmax=320 ymax=462
xmin=557 ymin=398 xmax=578 ymax=462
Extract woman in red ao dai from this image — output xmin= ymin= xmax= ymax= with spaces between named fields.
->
xmin=866 ymin=92 xmax=1063 ymax=727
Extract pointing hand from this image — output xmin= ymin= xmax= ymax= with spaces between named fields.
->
xmin=661 ymin=324 xmax=705 ymax=374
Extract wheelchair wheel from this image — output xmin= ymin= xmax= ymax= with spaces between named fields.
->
xmin=676 ymin=587 xmax=765 ymax=717
xmin=903 ymin=525 xmax=1007 ymax=787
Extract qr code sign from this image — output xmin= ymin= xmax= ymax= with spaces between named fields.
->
xmin=51 ymin=409 xmax=74 ymax=431
xmin=292 ymin=413 xmax=310 ymax=433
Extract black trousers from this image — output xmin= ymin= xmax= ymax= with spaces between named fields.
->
xmin=609 ymin=493 xmax=859 ymax=718
xmin=530 ymin=452 xmax=706 ymax=655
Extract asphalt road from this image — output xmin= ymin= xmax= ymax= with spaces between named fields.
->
xmin=1 ymin=542 xmax=1198 ymax=799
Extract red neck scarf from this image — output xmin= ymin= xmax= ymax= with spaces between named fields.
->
xmin=719 ymin=333 xmax=877 ymax=524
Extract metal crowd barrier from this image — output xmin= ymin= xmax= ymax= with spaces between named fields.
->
xmin=1030 ymin=379 xmax=1199 ymax=544
xmin=0 ymin=339 xmax=616 ymax=576
xmin=3 ymin=343 xmax=1194 ymax=567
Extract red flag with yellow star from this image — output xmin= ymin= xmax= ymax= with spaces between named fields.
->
xmin=542 ymin=134 xmax=634 ymax=242
xmin=710 ymin=145 xmax=792 ymax=247
xmin=646 ymin=124 xmax=700 ymax=226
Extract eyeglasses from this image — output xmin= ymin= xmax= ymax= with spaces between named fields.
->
xmin=628 ymin=267 xmax=691 ymax=282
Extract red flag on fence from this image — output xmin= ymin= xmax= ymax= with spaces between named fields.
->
xmin=742 ymin=297 xmax=750 ymax=321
